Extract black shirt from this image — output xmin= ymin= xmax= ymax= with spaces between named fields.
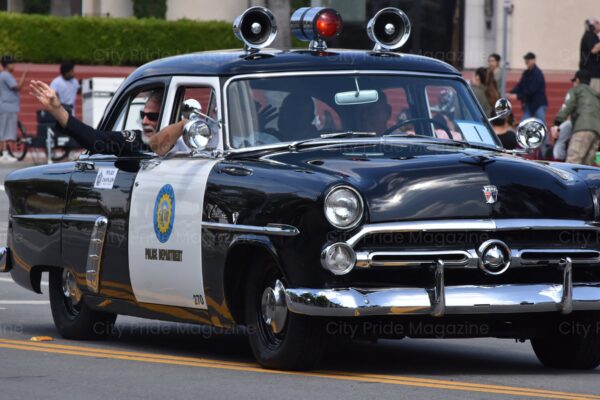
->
xmin=65 ymin=115 xmax=150 ymax=156
xmin=497 ymin=129 xmax=518 ymax=150
xmin=580 ymin=31 xmax=600 ymax=78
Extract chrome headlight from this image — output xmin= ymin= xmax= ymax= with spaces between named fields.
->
xmin=324 ymin=186 xmax=364 ymax=230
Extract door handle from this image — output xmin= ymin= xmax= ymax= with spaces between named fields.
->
xmin=75 ymin=161 xmax=95 ymax=171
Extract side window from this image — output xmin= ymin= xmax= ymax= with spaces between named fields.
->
xmin=173 ymin=86 xmax=217 ymax=122
xmin=110 ymin=86 xmax=166 ymax=136
xmin=172 ymin=85 xmax=218 ymax=151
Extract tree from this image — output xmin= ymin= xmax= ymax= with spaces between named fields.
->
xmin=133 ymin=0 xmax=167 ymax=19
xmin=50 ymin=0 xmax=70 ymax=16
xmin=23 ymin=0 xmax=50 ymax=14
xmin=267 ymin=0 xmax=290 ymax=48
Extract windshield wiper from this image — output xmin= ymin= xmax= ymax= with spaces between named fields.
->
xmin=287 ymin=131 xmax=378 ymax=150
xmin=382 ymin=133 xmax=501 ymax=152
xmin=320 ymin=131 xmax=377 ymax=139
xmin=383 ymin=133 xmax=435 ymax=139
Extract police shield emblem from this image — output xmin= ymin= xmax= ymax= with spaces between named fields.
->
xmin=483 ymin=185 xmax=498 ymax=204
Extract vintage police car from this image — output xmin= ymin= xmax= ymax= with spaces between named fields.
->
xmin=2 ymin=6 xmax=600 ymax=371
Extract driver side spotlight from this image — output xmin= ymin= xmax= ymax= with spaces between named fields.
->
xmin=233 ymin=7 xmax=278 ymax=52
xmin=367 ymin=7 xmax=411 ymax=52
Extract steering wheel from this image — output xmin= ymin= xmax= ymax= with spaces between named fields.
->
xmin=383 ymin=117 xmax=452 ymax=139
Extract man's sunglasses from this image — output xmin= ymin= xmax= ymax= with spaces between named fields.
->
xmin=140 ymin=111 xmax=160 ymax=122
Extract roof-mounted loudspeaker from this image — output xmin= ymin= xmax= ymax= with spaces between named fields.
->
xmin=233 ymin=7 xmax=277 ymax=52
xmin=367 ymin=8 xmax=411 ymax=52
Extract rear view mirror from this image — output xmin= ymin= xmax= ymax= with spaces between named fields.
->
xmin=335 ymin=90 xmax=379 ymax=106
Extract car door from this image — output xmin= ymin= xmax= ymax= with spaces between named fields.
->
xmin=128 ymin=77 xmax=222 ymax=309
xmin=62 ymin=79 xmax=168 ymax=301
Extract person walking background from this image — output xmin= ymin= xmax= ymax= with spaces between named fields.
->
xmin=580 ymin=18 xmax=600 ymax=93
xmin=551 ymin=70 xmax=600 ymax=165
xmin=50 ymin=62 xmax=80 ymax=115
xmin=488 ymin=53 xmax=502 ymax=94
xmin=508 ymin=52 xmax=548 ymax=123
xmin=471 ymin=67 xmax=499 ymax=117
xmin=0 ymin=55 xmax=27 ymax=162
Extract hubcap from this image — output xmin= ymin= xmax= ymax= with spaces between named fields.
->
xmin=261 ymin=280 xmax=287 ymax=334
xmin=62 ymin=269 xmax=82 ymax=305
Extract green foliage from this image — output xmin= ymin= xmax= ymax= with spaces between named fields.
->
xmin=0 ymin=12 xmax=240 ymax=66
xmin=133 ymin=0 xmax=167 ymax=19
xmin=290 ymin=0 xmax=311 ymax=10
xmin=23 ymin=0 xmax=50 ymax=15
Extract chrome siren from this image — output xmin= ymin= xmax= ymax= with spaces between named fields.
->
xmin=367 ymin=8 xmax=411 ymax=52
xmin=291 ymin=7 xmax=342 ymax=51
xmin=233 ymin=7 xmax=277 ymax=52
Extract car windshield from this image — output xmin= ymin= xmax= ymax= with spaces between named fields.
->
xmin=226 ymin=74 xmax=500 ymax=150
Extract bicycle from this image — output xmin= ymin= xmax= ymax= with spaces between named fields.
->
xmin=6 ymin=120 xmax=31 ymax=161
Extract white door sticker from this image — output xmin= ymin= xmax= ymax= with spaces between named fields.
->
xmin=128 ymin=158 xmax=219 ymax=309
xmin=94 ymin=167 xmax=118 ymax=189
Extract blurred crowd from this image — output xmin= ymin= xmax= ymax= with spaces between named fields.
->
xmin=470 ymin=18 xmax=600 ymax=165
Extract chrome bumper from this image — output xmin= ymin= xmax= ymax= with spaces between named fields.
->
xmin=0 ymin=247 xmax=10 ymax=273
xmin=285 ymin=258 xmax=600 ymax=317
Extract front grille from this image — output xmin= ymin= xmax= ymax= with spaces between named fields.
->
xmin=349 ymin=228 xmax=600 ymax=286
xmin=356 ymin=230 xmax=600 ymax=250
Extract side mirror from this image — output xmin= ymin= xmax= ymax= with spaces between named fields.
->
xmin=183 ymin=117 xmax=213 ymax=153
xmin=488 ymin=98 xmax=512 ymax=123
xmin=516 ymin=118 xmax=547 ymax=150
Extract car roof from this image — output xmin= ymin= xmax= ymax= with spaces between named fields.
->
xmin=124 ymin=49 xmax=461 ymax=83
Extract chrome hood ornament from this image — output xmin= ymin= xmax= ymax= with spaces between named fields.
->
xmin=483 ymin=185 xmax=498 ymax=204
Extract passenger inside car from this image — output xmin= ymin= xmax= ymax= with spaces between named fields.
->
xmin=277 ymin=93 xmax=318 ymax=142
xmin=355 ymin=91 xmax=392 ymax=134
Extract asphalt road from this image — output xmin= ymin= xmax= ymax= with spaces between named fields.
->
xmin=0 ymin=160 xmax=599 ymax=400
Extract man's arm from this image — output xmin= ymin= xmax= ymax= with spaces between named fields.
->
xmin=149 ymin=119 xmax=187 ymax=156
xmin=554 ymin=89 xmax=577 ymax=126
xmin=30 ymin=80 xmax=145 ymax=156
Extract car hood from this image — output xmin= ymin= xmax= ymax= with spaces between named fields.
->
xmin=262 ymin=142 xmax=595 ymax=222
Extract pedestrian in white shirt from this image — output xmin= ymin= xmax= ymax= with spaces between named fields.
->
xmin=50 ymin=62 xmax=80 ymax=115
xmin=0 ymin=55 xmax=27 ymax=161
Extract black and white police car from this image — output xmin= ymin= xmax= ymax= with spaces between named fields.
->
xmin=3 ymin=6 xmax=600 ymax=370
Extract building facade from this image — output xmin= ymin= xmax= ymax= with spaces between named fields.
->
xmin=1 ymin=0 xmax=597 ymax=71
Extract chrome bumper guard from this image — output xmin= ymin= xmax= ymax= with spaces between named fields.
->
xmin=0 ymin=247 xmax=10 ymax=273
xmin=285 ymin=258 xmax=600 ymax=317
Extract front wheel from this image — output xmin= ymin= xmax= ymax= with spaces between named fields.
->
xmin=49 ymin=268 xmax=116 ymax=339
xmin=245 ymin=260 xmax=326 ymax=370
xmin=531 ymin=313 xmax=600 ymax=369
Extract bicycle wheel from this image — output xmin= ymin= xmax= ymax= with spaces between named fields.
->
xmin=50 ymin=146 xmax=71 ymax=162
xmin=7 ymin=121 xmax=29 ymax=161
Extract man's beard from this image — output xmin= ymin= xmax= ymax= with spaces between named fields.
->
xmin=142 ymin=124 xmax=155 ymax=144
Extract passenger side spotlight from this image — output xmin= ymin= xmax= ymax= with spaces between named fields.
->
xmin=367 ymin=7 xmax=411 ymax=51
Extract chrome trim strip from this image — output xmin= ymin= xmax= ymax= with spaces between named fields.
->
xmin=561 ymin=257 xmax=573 ymax=314
xmin=284 ymin=282 xmax=600 ymax=317
xmin=354 ymin=248 xmax=600 ymax=270
xmin=518 ymin=249 xmax=600 ymax=265
xmin=0 ymin=247 xmax=9 ymax=273
xmin=430 ymin=260 xmax=445 ymax=317
xmin=202 ymin=222 xmax=300 ymax=237
xmin=222 ymin=70 xmax=466 ymax=154
xmin=346 ymin=219 xmax=600 ymax=248
xmin=85 ymin=217 xmax=109 ymax=294
xmin=12 ymin=214 xmax=107 ymax=223
xmin=355 ymin=250 xmax=471 ymax=268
